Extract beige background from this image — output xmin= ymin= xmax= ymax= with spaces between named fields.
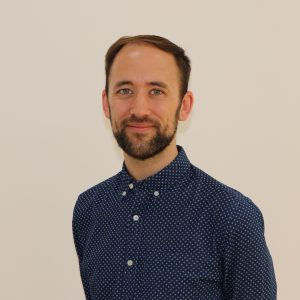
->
xmin=1 ymin=0 xmax=299 ymax=299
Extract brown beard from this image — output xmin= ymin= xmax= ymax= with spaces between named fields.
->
xmin=110 ymin=104 xmax=181 ymax=160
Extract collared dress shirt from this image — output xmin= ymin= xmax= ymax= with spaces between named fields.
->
xmin=72 ymin=145 xmax=277 ymax=299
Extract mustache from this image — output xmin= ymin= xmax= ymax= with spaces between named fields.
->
xmin=121 ymin=116 xmax=160 ymax=127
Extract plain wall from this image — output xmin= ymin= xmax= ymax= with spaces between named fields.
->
xmin=1 ymin=0 xmax=299 ymax=299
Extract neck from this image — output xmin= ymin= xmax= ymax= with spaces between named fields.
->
xmin=123 ymin=139 xmax=178 ymax=181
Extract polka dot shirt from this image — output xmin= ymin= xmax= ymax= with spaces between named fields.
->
xmin=72 ymin=145 xmax=277 ymax=299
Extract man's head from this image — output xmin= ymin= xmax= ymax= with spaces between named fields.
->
xmin=102 ymin=35 xmax=193 ymax=160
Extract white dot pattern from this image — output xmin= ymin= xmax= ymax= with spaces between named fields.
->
xmin=72 ymin=145 xmax=277 ymax=299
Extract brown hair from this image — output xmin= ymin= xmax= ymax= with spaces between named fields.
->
xmin=105 ymin=35 xmax=191 ymax=100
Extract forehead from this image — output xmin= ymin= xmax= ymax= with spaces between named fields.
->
xmin=109 ymin=43 xmax=180 ymax=88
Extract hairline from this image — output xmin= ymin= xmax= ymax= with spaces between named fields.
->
xmin=107 ymin=41 xmax=183 ymax=100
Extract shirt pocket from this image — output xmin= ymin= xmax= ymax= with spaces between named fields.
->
xmin=159 ymin=250 xmax=223 ymax=299
xmin=165 ymin=250 xmax=221 ymax=280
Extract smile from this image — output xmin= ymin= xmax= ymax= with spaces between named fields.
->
xmin=127 ymin=124 xmax=155 ymax=132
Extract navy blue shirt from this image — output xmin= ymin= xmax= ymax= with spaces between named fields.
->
xmin=72 ymin=145 xmax=276 ymax=299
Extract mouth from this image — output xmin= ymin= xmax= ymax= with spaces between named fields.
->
xmin=126 ymin=123 xmax=155 ymax=132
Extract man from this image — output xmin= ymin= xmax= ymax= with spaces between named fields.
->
xmin=72 ymin=35 xmax=277 ymax=299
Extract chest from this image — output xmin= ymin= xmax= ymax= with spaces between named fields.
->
xmin=80 ymin=189 xmax=224 ymax=299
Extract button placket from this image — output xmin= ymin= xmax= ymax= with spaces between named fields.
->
xmin=122 ymin=185 xmax=144 ymax=297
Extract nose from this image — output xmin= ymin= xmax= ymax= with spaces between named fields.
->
xmin=129 ymin=92 xmax=150 ymax=117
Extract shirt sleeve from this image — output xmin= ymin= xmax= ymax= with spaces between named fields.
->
xmin=222 ymin=198 xmax=277 ymax=299
xmin=72 ymin=194 xmax=93 ymax=300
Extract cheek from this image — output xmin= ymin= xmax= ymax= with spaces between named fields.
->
xmin=151 ymin=102 xmax=169 ymax=116
xmin=152 ymin=104 xmax=176 ymax=122
xmin=110 ymin=102 xmax=131 ymax=119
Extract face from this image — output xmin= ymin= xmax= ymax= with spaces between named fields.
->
xmin=102 ymin=43 xmax=192 ymax=160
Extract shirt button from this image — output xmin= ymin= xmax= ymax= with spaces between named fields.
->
xmin=129 ymin=183 xmax=134 ymax=189
xmin=133 ymin=214 xmax=139 ymax=221
xmin=127 ymin=259 xmax=133 ymax=266
xmin=122 ymin=191 xmax=126 ymax=196
xmin=154 ymin=191 xmax=159 ymax=196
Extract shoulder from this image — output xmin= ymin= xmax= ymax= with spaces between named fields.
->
xmin=189 ymin=163 xmax=264 ymax=232
xmin=73 ymin=172 xmax=121 ymax=216
xmin=189 ymin=164 xmax=266 ymax=255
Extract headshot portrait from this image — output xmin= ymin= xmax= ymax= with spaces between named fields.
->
xmin=2 ymin=1 xmax=300 ymax=300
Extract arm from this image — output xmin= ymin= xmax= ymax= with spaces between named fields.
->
xmin=72 ymin=194 xmax=93 ymax=300
xmin=222 ymin=198 xmax=277 ymax=299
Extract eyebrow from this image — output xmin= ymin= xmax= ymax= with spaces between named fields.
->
xmin=113 ymin=80 xmax=169 ymax=89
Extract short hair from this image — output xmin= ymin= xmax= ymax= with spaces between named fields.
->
xmin=105 ymin=35 xmax=191 ymax=101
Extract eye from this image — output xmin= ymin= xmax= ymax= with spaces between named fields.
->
xmin=117 ymin=88 xmax=133 ymax=95
xmin=150 ymin=89 xmax=163 ymax=95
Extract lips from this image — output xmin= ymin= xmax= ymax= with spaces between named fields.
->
xmin=127 ymin=123 xmax=155 ymax=132
xmin=128 ymin=123 xmax=153 ymax=128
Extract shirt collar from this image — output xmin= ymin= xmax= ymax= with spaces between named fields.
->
xmin=119 ymin=145 xmax=191 ymax=194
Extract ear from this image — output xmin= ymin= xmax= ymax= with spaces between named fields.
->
xmin=102 ymin=89 xmax=110 ymax=119
xmin=178 ymin=91 xmax=194 ymax=121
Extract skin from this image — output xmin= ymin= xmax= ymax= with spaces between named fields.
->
xmin=102 ymin=43 xmax=194 ymax=180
